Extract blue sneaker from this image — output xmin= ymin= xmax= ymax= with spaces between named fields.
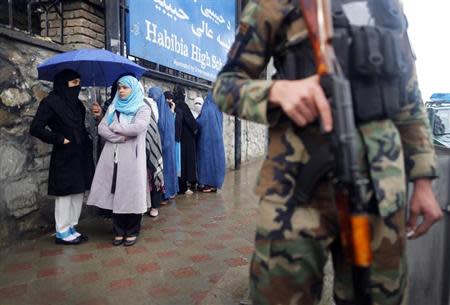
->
xmin=55 ymin=229 xmax=81 ymax=245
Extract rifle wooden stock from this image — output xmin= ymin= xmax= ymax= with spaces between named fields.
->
xmin=299 ymin=1 xmax=372 ymax=304
xmin=351 ymin=215 xmax=372 ymax=267
xmin=299 ymin=0 xmax=335 ymax=75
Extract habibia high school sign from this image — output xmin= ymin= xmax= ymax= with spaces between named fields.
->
xmin=128 ymin=0 xmax=236 ymax=81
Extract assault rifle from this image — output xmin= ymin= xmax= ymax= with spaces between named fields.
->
xmin=298 ymin=0 xmax=372 ymax=304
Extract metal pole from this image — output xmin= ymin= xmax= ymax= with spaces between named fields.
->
xmin=235 ymin=120 xmax=242 ymax=170
xmin=119 ymin=0 xmax=125 ymax=56
xmin=8 ymin=0 xmax=13 ymax=29
xmin=234 ymin=0 xmax=243 ymax=170
xmin=105 ymin=0 xmax=120 ymax=53
xmin=27 ymin=1 xmax=32 ymax=33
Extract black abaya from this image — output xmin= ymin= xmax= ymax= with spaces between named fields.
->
xmin=176 ymin=102 xmax=199 ymax=185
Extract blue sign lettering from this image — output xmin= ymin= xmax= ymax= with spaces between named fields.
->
xmin=128 ymin=0 xmax=236 ymax=81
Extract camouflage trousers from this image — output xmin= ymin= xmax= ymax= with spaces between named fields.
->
xmin=250 ymin=183 xmax=408 ymax=305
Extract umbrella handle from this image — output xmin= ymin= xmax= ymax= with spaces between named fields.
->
xmin=88 ymin=87 xmax=96 ymax=109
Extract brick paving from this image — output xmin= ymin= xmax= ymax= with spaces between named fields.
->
xmin=0 ymin=161 xmax=261 ymax=305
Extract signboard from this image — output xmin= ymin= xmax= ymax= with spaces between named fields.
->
xmin=128 ymin=0 xmax=236 ymax=81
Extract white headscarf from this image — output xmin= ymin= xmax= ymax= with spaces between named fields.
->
xmin=139 ymin=83 xmax=159 ymax=122
xmin=192 ymin=96 xmax=204 ymax=119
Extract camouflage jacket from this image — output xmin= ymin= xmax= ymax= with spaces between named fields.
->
xmin=212 ymin=0 xmax=437 ymax=217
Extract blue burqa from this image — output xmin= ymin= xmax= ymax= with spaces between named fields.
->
xmin=148 ymin=87 xmax=179 ymax=199
xmin=196 ymin=92 xmax=226 ymax=188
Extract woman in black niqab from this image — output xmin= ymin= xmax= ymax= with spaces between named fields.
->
xmin=173 ymin=85 xmax=199 ymax=194
xmin=30 ymin=69 xmax=94 ymax=245
xmin=53 ymin=69 xmax=84 ymax=129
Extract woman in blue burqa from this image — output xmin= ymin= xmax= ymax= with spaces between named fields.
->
xmin=148 ymin=87 xmax=179 ymax=201
xmin=196 ymin=92 xmax=226 ymax=192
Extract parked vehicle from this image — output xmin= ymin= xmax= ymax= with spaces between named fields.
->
xmin=425 ymin=93 xmax=450 ymax=148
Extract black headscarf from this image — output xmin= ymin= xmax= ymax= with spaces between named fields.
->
xmin=51 ymin=69 xmax=84 ymax=129
xmin=53 ymin=69 xmax=81 ymax=102
xmin=173 ymin=85 xmax=186 ymax=105
xmin=164 ymin=91 xmax=174 ymax=101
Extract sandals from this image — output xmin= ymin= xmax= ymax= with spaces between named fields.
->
xmin=124 ymin=236 xmax=137 ymax=247
xmin=112 ymin=236 xmax=137 ymax=246
xmin=201 ymin=186 xmax=217 ymax=193
xmin=112 ymin=236 xmax=124 ymax=246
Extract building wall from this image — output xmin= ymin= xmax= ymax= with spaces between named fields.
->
xmin=0 ymin=36 xmax=59 ymax=248
xmin=41 ymin=0 xmax=105 ymax=49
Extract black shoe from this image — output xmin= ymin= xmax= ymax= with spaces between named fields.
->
xmin=79 ymin=234 xmax=89 ymax=242
xmin=123 ymin=236 xmax=137 ymax=247
xmin=112 ymin=237 xmax=124 ymax=246
xmin=55 ymin=237 xmax=82 ymax=245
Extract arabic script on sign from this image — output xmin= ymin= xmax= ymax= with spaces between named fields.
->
xmin=154 ymin=0 xmax=190 ymax=21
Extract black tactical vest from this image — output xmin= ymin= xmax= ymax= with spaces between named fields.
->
xmin=274 ymin=0 xmax=415 ymax=123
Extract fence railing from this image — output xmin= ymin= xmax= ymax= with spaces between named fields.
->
xmin=3 ymin=0 xmax=64 ymax=44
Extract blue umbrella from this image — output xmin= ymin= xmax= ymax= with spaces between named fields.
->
xmin=37 ymin=48 xmax=147 ymax=87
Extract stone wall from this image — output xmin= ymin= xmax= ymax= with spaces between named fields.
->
xmin=0 ymin=35 xmax=58 ymax=248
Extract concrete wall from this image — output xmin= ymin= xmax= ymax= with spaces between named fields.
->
xmin=407 ymin=146 xmax=450 ymax=305
xmin=222 ymin=115 xmax=267 ymax=169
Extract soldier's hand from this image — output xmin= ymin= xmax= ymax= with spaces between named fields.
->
xmin=269 ymin=75 xmax=333 ymax=132
xmin=407 ymin=179 xmax=443 ymax=239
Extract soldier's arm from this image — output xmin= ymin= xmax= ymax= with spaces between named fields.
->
xmin=394 ymin=66 xmax=442 ymax=238
xmin=392 ymin=67 xmax=437 ymax=181
xmin=212 ymin=0 xmax=286 ymax=125
xmin=213 ymin=1 xmax=333 ymax=131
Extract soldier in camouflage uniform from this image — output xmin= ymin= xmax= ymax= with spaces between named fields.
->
xmin=213 ymin=1 xmax=443 ymax=304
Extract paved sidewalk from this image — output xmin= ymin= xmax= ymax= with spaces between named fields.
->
xmin=0 ymin=161 xmax=262 ymax=305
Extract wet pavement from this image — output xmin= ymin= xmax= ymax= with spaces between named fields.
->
xmin=0 ymin=160 xmax=262 ymax=305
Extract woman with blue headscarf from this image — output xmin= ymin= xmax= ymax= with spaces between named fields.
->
xmin=196 ymin=92 xmax=226 ymax=192
xmin=148 ymin=87 xmax=179 ymax=201
xmin=88 ymin=76 xmax=151 ymax=247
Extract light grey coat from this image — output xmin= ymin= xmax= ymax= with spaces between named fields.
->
xmin=87 ymin=104 xmax=151 ymax=214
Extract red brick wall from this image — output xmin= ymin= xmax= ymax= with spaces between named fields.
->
xmin=40 ymin=0 xmax=105 ymax=49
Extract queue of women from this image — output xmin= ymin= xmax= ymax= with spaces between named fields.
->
xmin=30 ymin=69 xmax=226 ymax=247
